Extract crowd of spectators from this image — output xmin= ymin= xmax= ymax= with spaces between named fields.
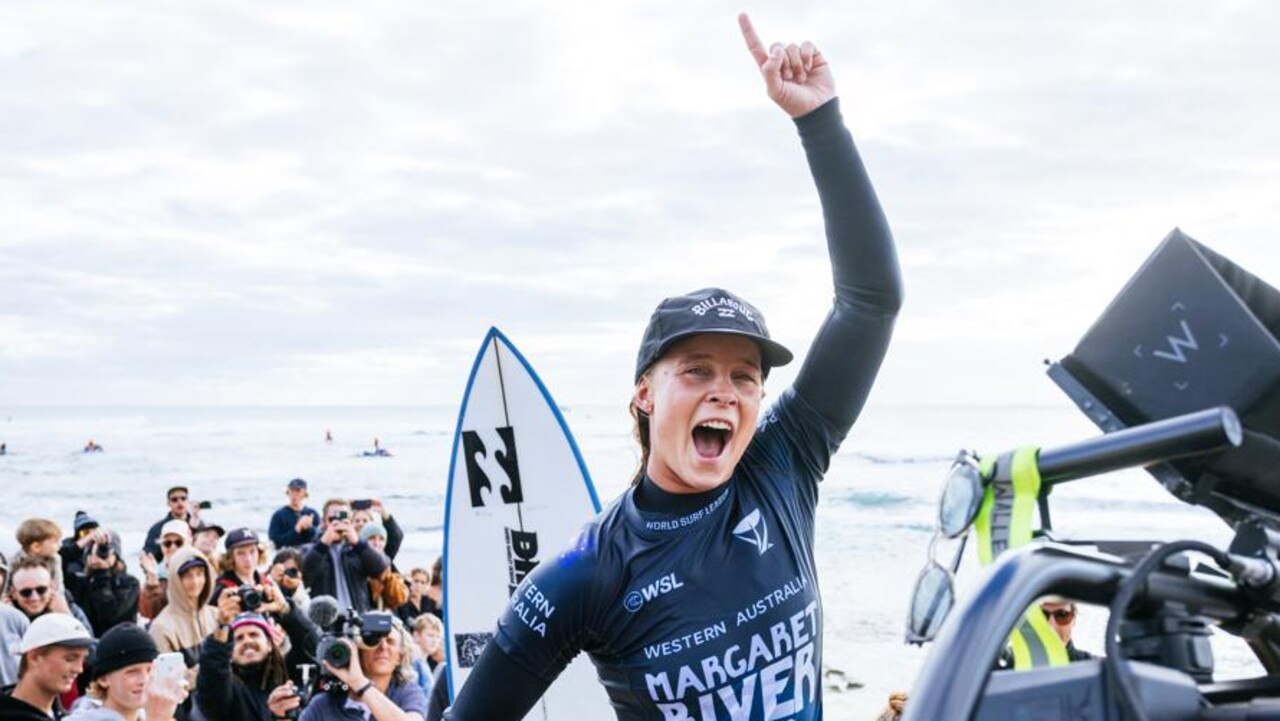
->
xmin=1 ymin=477 xmax=445 ymax=721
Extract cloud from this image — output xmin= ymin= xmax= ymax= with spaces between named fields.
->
xmin=2 ymin=1 xmax=1279 ymax=407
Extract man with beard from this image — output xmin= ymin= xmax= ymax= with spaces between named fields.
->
xmin=0 ymin=614 xmax=95 ymax=719
xmin=195 ymin=587 xmax=321 ymax=720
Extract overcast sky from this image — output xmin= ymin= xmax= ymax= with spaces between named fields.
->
xmin=3 ymin=1 xmax=1279 ymax=409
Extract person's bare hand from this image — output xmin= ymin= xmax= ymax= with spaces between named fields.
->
xmin=144 ymin=675 xmax=187 ymax=719
xmin=216 ymin=589 xmax=242 ymax=625
xmin=322 ymin=521 xmax=345 ymax=545
xmin=296 ymin=514 xmax=314 ymax=532
xmin=321 ymin=641 xmax=370 ymax=694
xmin=48 ymin=591 xmax=70 ymax=614
xmin=739 ymin=13 xmax=835 ymax=118
xmin=267 ymin=682 xmax=301 ymax=717
xmin=263 ymin=584 xmax=289 ymax=615
xmin=139 ymin=553 xmax=159 ymax=579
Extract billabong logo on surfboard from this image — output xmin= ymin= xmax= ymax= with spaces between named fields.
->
xmin=443 ymin=327 xmax=610 ymax=716
xmin=733 ymin=508 xmax=773 ymax=555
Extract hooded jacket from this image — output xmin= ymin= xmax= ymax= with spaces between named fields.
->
xmin=147 ymin=547 xmax=218 ymax=690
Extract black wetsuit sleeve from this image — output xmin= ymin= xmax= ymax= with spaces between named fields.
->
xmin=440 ymin=644 xmax=550 ymax=721
xmin=791 ymin=98 xmax=903 ymax=436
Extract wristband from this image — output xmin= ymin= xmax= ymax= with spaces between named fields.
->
xmin=353 ymin=681 xmax=374 ymax=699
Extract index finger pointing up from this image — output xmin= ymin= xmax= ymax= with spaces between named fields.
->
xmin=738 ymin=13 xmax=769 ymax=65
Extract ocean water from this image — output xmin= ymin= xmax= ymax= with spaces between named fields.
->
xmin=0 ymin=401 xmax=1255 ymax=719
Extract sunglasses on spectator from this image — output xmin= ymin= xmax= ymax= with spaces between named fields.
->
xmin=1041 ymin=607 xmax=1076 ymax=624
xmin=359 ymin=631 xmax=394 ymax=649
xmin=162 ymin=539 xmax=185 ymax=549
xmin=283 ymin=568 xmax=300 ymax=578
xmin=169 ymin=495 xmax=187 ymax=502
xmin=15 ymin=585 xmax=50 ymax=599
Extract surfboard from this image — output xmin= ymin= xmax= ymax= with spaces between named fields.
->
xmin=442 ymin=327 xmax=612 ymax=718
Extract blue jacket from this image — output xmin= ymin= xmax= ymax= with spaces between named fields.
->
xmin=268 ymin=505 xmax=322 ymax=549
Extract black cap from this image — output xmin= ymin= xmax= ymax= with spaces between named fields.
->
xmin=635 ymin=288 xmax=793 ymax=381
xmin=91 ymin=623 xmax=158 ymax=680
xmin=225 ymin=527 xmax=259 ymax=549
xmin=73 ymin=511 xmax=99 ymax=534
xmin=287 ymin=478 xmax=308 ymax=491
xmin=193 ymin=519 xmax=225 ymax=538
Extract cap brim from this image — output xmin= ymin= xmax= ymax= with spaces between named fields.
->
xmin=20 ymin=638 xmax=96 ymax=654
xmin=646 ymin=329 xmax=794 ymax=377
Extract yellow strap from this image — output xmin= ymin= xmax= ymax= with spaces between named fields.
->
xmin=974 ymin=446 xmax=1069 ymax=670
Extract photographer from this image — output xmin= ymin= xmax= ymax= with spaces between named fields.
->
xmin=210 ymin=528 xmax=277 ymax=610
xmin=300 ymin=614 xmax=426 ymax=721
xmin=195 ymin=583 xmax=318 ymax=721
xmin=302 ymin=501 xmax=387 ymax=614
xmin=269 ymin=549 xmax=310 ymax=613
xmin=63 ymin=532 xmax=140 ymax=637
xmin=60 ymin=513 xmax=108 ymax=584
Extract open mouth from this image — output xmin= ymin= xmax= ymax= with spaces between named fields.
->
xmin=692 ymin=420 xmax=733 ymax=459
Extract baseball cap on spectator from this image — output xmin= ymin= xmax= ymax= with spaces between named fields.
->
xmin=225 ymin=528 xmax=259 ymax=549
xmin=193 ymin=519 xmax=225 ymax=538
xmin=160 ymin=519 xmax=191 ymax=540
xmin=359 ymin=522 xmax=387 ymax=542
xmin=90 ymin=624 xmax=158 ymax=679
xmin=287 ymin=478 xmax=308 ymax=491
xmin=176 ymin=554 xmax=209 ymax=577
xmin=19 ymin=613 xmax=95 ymax=653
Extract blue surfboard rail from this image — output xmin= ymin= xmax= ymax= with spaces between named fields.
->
xmin=440 ymin=326 xmax=603 ymax=703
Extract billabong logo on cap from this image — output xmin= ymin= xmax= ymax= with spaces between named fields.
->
xmin=689 ymin=296 xmax=755 ymax=322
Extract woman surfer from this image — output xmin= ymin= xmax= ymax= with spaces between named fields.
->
xmin=445 ymin=14 xmax=902 ymax=720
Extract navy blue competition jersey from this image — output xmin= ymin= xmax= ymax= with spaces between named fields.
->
xmin=494 ymin=387 xmax=839 ymax=720
xmin=446 ymin=98 xmax=903 ymax=721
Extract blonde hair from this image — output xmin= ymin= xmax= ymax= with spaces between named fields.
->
xmin=411 ymin=613 xmax=442 ymax=635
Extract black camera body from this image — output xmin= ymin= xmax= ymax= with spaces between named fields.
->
xmin=237 ymin=585 xmax=264 ymax=613
xmin=315 ymin=609 xmax=394 ymax=673
xmin=94 ymin=544 xmax=112 ymax=559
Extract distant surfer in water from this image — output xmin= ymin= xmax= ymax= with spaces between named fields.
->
xmin=83 ymin=439 xmax=104 ymax=453
xmin=364 ymin=438 xmax=392 ymax=457
xmin=445 ymin=13 xmax=901 ymax=721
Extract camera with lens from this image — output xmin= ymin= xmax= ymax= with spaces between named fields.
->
xmin=236 ymin=585 xmax=264 ymax=613
xmin=330 ymin=509 xmax=350 ymax=523
xmin=315 ymin=609 xmax=394 ymax=673
xmin=94 ymin=544 xmax=112 ymax=559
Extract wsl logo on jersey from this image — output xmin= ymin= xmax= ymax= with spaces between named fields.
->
xmin=732 ymin=509 xmax=773 ymax=555
xmin=624 ymin=572 xmax=685 ymax=613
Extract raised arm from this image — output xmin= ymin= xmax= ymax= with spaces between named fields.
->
xmin=741 ymin=13 xmax=903 ymax=435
